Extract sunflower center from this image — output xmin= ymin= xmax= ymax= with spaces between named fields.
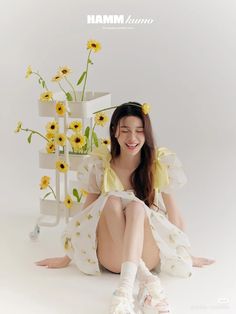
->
xmin=99 ymin=116 xmax=104 ymax=121
xmin=75 ymin=138 xmax=81 ymax=143
xmin=61 ymin=164 xmax=65 ymax=169
xmin=62 ymin=70 xmax=67 ymax=74
xmin=92 ymin=43 xmax=96 ymax=47
xmin=51 ymin=125 xmax=55 ymax=129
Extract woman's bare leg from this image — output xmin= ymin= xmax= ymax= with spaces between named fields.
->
xmin=122 ymin=201 xmax=145 ymax=263
xmin=97 ymin=198 xmax=160 ymax=273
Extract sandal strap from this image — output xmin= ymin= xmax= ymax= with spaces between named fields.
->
xmin=137 ymin=279 xmax=172 ymax=313
xmin=110 ymin=289 xmax=135 ymax=314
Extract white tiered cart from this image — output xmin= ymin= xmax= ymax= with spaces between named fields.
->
xmin=29 ymin=92 xmax=111 ymax=240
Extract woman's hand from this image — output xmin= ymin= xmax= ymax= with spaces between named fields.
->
xmin=35 ymin=255 xmax=71 ymax=268
xmin=191 ymin=255 xmax=215 ymax=267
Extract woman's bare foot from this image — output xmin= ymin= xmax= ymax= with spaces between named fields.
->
xmin=191 ymin=256 xmax=215 ymax=267
xmin=35 ymin=255 xmax=71 ymax=268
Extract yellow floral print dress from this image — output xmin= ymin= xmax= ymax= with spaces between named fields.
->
xmin=62 ymin=146 xmax=193 ymax=278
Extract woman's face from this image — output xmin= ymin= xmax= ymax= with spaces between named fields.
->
xmin=115 ymin=115 xmax=145 ymax=155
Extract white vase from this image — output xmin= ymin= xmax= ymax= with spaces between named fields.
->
xmin=38 ymin=91 xmax=111 ymax=118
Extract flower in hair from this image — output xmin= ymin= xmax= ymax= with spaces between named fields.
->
xmin=141 ymin=103 xmax=150 ymax=115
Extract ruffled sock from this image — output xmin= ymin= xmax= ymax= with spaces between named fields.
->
xmin=136 ymin=259 xmax=171 ymax=313
xmin=117 ymin=261 xmax=138 ymax=298
xmin=137 ymin=259 xmax=157 ymax=284
xmin=109 ymin=261 xmax=138 ymax=314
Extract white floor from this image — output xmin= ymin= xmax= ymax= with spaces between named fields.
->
xmin=0 ymin=200 xmax=235 ymax=314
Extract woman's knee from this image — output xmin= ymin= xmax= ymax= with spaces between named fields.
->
xmin=125 ymin=201 xmax=146 ymax=220
xmin=103 ymin=196 xmax=123 ymax=214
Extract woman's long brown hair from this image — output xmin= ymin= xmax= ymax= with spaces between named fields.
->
xmin=109 ymin=102 xmax=156 ymax=207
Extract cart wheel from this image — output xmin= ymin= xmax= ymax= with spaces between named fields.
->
xmin=29 ymin=224 xmax=40 ymax=240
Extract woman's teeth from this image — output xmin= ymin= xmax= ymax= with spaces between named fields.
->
xmin=126 ymin=143 xmax=138 ymax=148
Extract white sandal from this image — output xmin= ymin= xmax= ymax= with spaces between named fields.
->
xmin=137 ymin=278 xmax=172 ymax=314
xmin=109 ymin=288 xmax=136 ymax=314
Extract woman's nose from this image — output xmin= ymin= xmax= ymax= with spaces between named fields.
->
xmin=127 ymin=132 xmax=136 ymax=140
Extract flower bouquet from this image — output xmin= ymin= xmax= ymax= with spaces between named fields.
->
xmin=26 ymin=40 xmax=111 ymax=118
xmin=16 ymin=39 xmax=113 ymax=238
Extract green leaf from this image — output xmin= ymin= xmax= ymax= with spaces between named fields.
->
xmin=66 ymin=92 xmax=73 ymax=101
xmin=42 ymin=80 xmax=45 ymax=88
xmin=84 ymin=126 xmax=90 ymax=139
xmin=43 ymin=192 xmax=52 ymax=200
xmin=92 ymin=131 xmax=98 ymax=147
xmin=73 ymin=188 xmax=80 ymax=203
xmin=38 ymin=78 xmax=42 ymax=84
xmin=27 ymin=132 xmax=33 ymax=144
xmin=88 ymin=58 xmax=93 ymax=65
xmin=76 ymin=71 xmax=86 ymax=85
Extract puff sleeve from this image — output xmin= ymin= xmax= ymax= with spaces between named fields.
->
xmin=76 ymin=156 xmax=103 ymax=194
xmin=154 ymin=147 xmax=187 ymax=194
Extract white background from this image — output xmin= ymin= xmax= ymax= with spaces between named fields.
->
xmin=0 ymin=0 xmax=235 ymax=313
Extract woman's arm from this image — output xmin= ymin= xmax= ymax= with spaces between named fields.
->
xmin=161 ymin=192 xmax=185 ymax=231
xmin=161 ymin=192 xmax=215 ymax=267
xmin=82 ymin=192 xmax=100 ymax=209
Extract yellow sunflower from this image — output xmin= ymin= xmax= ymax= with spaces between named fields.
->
xmin=87 ymin=40 xmax=102 ymax=53
xmin=46 ymin=120 xmax=59 ymax=134
xmin=69 ymin=120 xmax=82 ymax=132
xmin=14 ymin=121 xmax=22 ymax=133
xmin=94 ymin=111 xmax=109 ymax=126
xmin=40 ymin=91 xmax=53 ymax=102
xmin=51 ymin=74 xmax=62 ymax=82
xmin=46 ymin=141 xmax=56 ymax=154
xmin=55 ymin=160 xmax=69 ymax=173
xmin=55 ymin=133 xmax=66 ymax=146
xmin=64 ymin=194 xmax=73 ymax=209
xmin=25 ymin=65 xmax=33 ymax=78
xmin=69 ymin=133 xmax=86 ymax=152
xmin=58 ymin=66 xmax=71 ymax=77
xmin=45 ymin=132 xmax=55 ymax=140
xmin=40 ymin=176 xmax=50 ymax=190
xmin=141 ymin=103 xmax=150 ymax=115
xmin=101 ymin=138 xmax=111 ymax=146
xmin=55 ymin=102 xmax=66 ymax=116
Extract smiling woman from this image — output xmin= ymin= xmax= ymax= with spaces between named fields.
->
xmin=36 ymin=102 xmax=214 ymax=314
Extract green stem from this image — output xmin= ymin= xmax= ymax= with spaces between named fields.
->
xmin=93 ymin=105 xmax=118 ymax=114
xmin=49 ymin=185 xmax=56 ymax=199
xmin=58 ymin=82 xmax=68 ymax=98
xmin=32 ymin=71 xmax=49 ymax=91
xmin=65 ymin=77 xmax=77 ymax=101
xmin=81 ymin=49 xmax=92 ymax=101
xmin=90 ymin=123 xmax=96 ymax=152
xmin=21 ymin=128 xmax=49 ymax=142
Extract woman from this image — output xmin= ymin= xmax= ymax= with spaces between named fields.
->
xmin=37 ymin=102 xmax=214 ymax=314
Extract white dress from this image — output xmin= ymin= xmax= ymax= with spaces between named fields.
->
xmin=62 ymin=146 xmax=193 ymax=278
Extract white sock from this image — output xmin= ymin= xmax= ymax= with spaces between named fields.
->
xmin=117 ymin=261 xmax=138 ymax=298
xmin=137 ymin=259 xmax=157 ymax=283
